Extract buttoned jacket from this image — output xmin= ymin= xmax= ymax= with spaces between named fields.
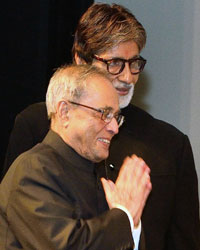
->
xmin=2 ymin=102 xmax=200 ymax=250
xmin=0 ymin=130 xmax=140 ymax=250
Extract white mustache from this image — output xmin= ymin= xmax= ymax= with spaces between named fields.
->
xmin=114 ymin=82 xmax=133 ymax=90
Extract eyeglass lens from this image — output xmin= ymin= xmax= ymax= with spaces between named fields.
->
xmin=102 ymin=109 xmax=124 ymax=127
xmin=108 ymin=58 xmax=145 ymax=75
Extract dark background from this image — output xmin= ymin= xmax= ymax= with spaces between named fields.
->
xmin=0 ymin=0 xmax=94 ymax=176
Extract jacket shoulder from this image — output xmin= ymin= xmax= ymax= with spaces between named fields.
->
xmin=123 ymin=104 xmax=184 ymax=137
xmin=18 ymin=102 xmax=47 ymax=120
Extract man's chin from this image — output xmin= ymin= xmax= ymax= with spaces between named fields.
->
xmin=119 ymin=94 xmax=133 ymax=108
xmin=93 ymin=150 xmax=109 ymax=163
xmin=118 ymin=87 xmax=134 ymax=109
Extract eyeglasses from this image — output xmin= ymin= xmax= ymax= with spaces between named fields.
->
xmin=93 ymin=54 xmax=146 ymax=75
xmin=69 ymin=101 xmax=124 ymax=127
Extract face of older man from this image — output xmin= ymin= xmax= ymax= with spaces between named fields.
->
xmin=65 ymin=75 xmax=119 ymax=162
xmin=92 ymin=40 xmax=141 ymax=109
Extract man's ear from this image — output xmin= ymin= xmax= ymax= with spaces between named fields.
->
xmin=75 ymin=52 xmax=86 ymax=65
xmin=57 ymin=101 xmax=70 ymax=127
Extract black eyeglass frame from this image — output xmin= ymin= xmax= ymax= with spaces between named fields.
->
xmin=93 ymin=54 xmax=147 ymax=75
xmin=68 ymin=101 xmax=124 ymax=127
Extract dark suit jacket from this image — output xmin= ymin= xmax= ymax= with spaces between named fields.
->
xmin=2 ymin=102 xmax=200 ymax=250
xmin=0 ymin=130 xmax=140 ymax=250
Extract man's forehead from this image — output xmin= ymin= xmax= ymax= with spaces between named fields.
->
xmin=99 ymin=40 xmax=139 ymax=59
xmin=85 ymin=77 xmax=119 ymax=110
xmin=86 ymin=74 xmax=113 ymax=92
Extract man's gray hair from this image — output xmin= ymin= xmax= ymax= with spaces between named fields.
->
xmin=46 ymin=64 xmax=111 ymax=118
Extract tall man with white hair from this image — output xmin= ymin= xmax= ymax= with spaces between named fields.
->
xmin=0 ymin=64 xmax=151 ymax=250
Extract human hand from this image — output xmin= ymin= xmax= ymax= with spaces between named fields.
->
xmin=101 ymin=154 xmax=152 ymax=226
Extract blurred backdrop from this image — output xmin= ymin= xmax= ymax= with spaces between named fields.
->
xmin=0 ymin=0 xmax=93 ymax=174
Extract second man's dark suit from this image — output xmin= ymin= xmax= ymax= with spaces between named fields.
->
xmin=2 ymin=102 xmax=200 ymax=250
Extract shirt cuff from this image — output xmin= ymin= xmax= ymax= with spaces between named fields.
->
xmin=115 ymin=205 xmax=141 ymax=250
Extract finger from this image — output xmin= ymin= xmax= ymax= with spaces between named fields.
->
xmin=116 ymin=156 xmax=132 ymax=181
xmin=101 ymin=178 xmax=112 ymax=193
xmin=132 ymin=157 xmax=149 ymax=188
xmin=134 ymin=180 xmax=152 ymax=224
xmin=116 ymin=155 xmax=147 ymax=195
xmin=134 ymin=167 xmax=151 ymax=197
xmin=116 ymin=156 xmax=137 ymax=190
xmin=107 ymin=179 xmax=116 ymax=191
xmin=101 ymin=178 xmax=116 ymax=209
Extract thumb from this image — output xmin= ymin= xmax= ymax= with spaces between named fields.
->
xmin=101 ymin=178 xmax=116 ymax=209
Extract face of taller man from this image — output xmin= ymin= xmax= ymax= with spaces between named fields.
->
xmin=92 ymin=41 xmax=141 ymax=108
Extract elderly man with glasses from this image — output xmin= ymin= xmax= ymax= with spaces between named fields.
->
xmin=2 ymin=3 xmax=200 ymax=250
xmin=0 ymin=64 xmax=151 ymax=250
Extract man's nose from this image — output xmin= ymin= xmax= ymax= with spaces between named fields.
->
xmin=118 ymin=62 xmax=137 ymax=84
xmin=106 ymin=117 xmax=119 ymax=135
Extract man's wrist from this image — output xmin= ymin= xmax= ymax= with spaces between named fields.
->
xmin=115 ymin=205 xmax=141 ymax=250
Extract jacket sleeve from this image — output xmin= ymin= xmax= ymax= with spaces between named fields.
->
xmin=167 ymin=135 xmax=200 ymax=250
xmin=6 ymin=158 xmax=134 ymax=250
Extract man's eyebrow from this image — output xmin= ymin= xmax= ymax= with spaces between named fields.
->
xmin=98 ymin=105 xmax=113 ymax=110
xmin=106 ymin=55 xmax=140 ymax=61
xmin=100 ymin=106 xmax=120 ymax=113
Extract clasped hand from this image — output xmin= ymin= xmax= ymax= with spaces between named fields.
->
xmin=101 ymin=154 xmax=152 ymax=226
